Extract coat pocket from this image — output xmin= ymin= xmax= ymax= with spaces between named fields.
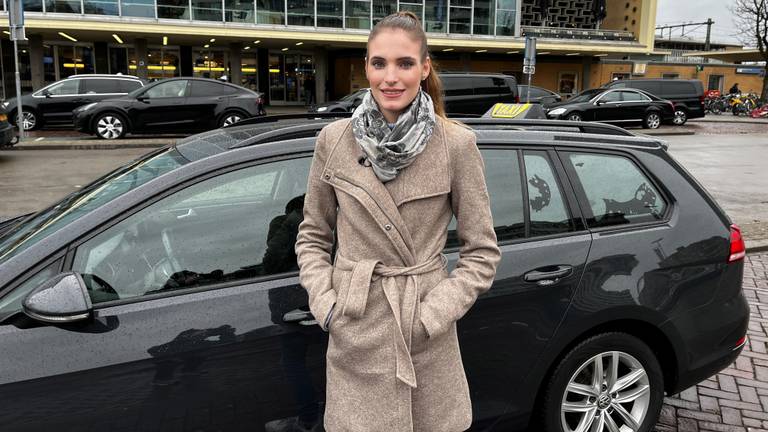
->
xmin=330 ymin=266 xmax=352 ymax=326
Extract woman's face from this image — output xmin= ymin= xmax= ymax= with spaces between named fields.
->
xmin=365 ymin=28 xmax=431 ymax=123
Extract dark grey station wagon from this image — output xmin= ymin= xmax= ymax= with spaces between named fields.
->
xmin=0 ymin=115 xmax=749 ymax=432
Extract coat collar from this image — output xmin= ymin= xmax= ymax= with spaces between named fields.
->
xmin=321 ymin=118 xmax=451 ymax=265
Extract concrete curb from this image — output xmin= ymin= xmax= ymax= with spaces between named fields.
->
xmin=642 ymin=131 xmax=696 ymax=136
xmin=746 ymin=238 xmax=768 ymax=254
xmin=690 ymin=118 xmax=768 ymax=125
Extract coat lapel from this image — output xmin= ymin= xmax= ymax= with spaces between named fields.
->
xmin=321 ymin=119 xmax=450 ymax=266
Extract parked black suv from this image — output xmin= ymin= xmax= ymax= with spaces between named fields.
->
xmin=1 ymin=74 xmax=145 ymax=131
xmin=441 ymin=72 xmax=519 ymax=115
xmin=602 ymin=79 xmax=705 ymax=125
xmin=0 ymin=114 xmax=748 ymax=432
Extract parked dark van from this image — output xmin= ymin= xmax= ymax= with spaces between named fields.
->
xmin=602 ymin=79 xmax=705 ymax=125
xmin=442 ymin=72 xmax=519 ymax=115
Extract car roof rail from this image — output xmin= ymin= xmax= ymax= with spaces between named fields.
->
xmin=228 ymin=116 xmax=637 ymax=151
xmin=228 ymin=112 xmax=353 ymax=128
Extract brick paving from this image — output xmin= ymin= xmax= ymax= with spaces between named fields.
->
xmin=654 ymin=252 xmax=768 ymax=432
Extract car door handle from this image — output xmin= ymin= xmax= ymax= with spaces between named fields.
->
xmin=524 ymin=265 xmax=573 ymax=285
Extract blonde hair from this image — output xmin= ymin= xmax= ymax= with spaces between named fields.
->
xmin=366 ymin=11 xmax=446 ymax=118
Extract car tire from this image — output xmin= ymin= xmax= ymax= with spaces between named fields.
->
xmin=567 ymin=113 xmax=582 ymax=122
xmin=94 ymin=112 xmax=128 ymax=140
xmin=11 ymin=109 xmax=41 ymax=131
xmin=220 ymin=111 xmax=246 ymax=128
xmin=672 ymin=108 xmax=688 ymax=126
xmin=643 ymin=112 xmax=661 ymax=129
xmin=540 ymin=332 xmax=664 ymax=432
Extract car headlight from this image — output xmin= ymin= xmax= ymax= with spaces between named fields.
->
xmin=316 ymin=106 xmax=328 ymax=112
xmin=1 ymin=101 xmax=9 ymax=108
xmin=79 ymin=103 xmax=98 ymax=112
xmin=547 ymin=107 xmax=566 ymax=116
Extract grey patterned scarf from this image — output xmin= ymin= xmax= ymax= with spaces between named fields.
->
xmin=351 ymin=88 xmax=436 ymax=183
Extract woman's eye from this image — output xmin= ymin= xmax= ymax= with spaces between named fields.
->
xmin=400 ymin=61 xmax=414 ymax=69
xmin=372 ymin=61 xmax=385 ymax=68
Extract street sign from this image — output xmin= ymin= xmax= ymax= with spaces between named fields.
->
xmin=8 ymin=0 xmax=26 ymax=41
xmin=524 ymin=36 xmax=537 ymax=67
xmin=523 ymin=65 xmax=535 ymax=74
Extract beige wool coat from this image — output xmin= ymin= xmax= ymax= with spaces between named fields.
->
xmin=295 ymin=116 xmax=501 ymax=432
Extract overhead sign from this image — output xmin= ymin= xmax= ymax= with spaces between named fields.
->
xmin=523 ymin=65 xmax=535 ymax=74
xmin=735 ymin=67 xmax=764 ymax=75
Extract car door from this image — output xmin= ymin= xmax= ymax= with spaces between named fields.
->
xmin=472 ymin=77 xmax=510 ymax=114
xmin=592 ymin=90 xmax=623 ymax=122
xmin=130 ymin=80 xmax=192 ymax=132
xmin=0 ymin=155 xmax=329 ymax=432
xmin=37 ymin=79 xmax=82 ymax=123
xmin=618 ymin=90 xmax=651 ymax=121
xmin=186 ymin=81 xmax=238 ymax=130
xmin=451 ymin=147 xmax=591 ymax=429
xmin=443 ymin=76 xmax=477 ymax=115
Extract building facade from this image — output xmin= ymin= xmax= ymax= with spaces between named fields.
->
xmin=1 ymin=0 xmax=660 ymax=104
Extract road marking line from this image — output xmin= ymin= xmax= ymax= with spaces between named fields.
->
xmin=35 ymin=137 xmax=44 ymax=141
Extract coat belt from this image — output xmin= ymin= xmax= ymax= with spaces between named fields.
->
xmin=333 ymin=253 xmax=447 ymax=388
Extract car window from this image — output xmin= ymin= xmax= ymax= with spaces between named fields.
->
xmin=528 ymin=87 xmax=550 ymax=98
xmin=71 ymin=157 xmax=312 ymax=304
xmin=524 ymin=151 xmax=573 ymax=237
xmin=0 ymin=258 xmax=62 ymax=323
xmin=597 ymin=91 xmax=622 ymax=103
xmin=564 ymin=152 xmax=667 ymax=228
xmin=190 ymin=81 xmax=239 ymax=97
xmin=82 ymin=79 xmax=122 ymax=94
xmin=118 ymin=80 xmax=143 ymax=93
xmin=664 ymin=82 xmax=695 ymax=95
xmin=45 ymin=80 xmax=80 ymax=96
xmin=143 ymin=80 xmax=188 ymax=98
xmin=620 ymin=91 xmax=649 ymax=102
xmin=442 ymin=77 xmax=474 ymax=96
xmin=473 ymin=77 xmax=509 ymax=95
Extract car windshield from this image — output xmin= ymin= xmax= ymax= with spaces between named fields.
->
xmin=567 ymin=89 xmax=603 ymax=103
xmin=0 ymin=147 xmax=188 ymax=265
xmin=339 ymin=89 xmax=366 ymax=102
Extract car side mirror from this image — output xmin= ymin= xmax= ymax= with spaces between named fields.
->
xmin=22 ymin=272 xmax=92 ymax=324
xmin=595 ymin=100 xmax=605 ymax=105
xmin=136 ymin=94 xmax=149 ymax=102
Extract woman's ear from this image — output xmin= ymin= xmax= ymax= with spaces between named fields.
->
xmin=422 ymin=56 xmax=432 ymax=81
xmin=363 ymin=57 xmax=369 ymax=82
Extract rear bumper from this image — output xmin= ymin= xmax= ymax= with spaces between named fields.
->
xmin=72 ymin=112 xmax=93 ymax=134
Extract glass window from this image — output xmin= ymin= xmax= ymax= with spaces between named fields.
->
xmin=473 ymin=0 xmax=494 ymax=35
xmin=82 ymin=79 xmax=122 ymax=94
xmin=447 ymin=149 xmax=524 ymax=248
xmin=109 ymin=47 xmax=129 ymax=75
xmin=665 ymin=82 xmax=695 ymax=95
xmin=0 ymin=258 xmax=62 ymax=323
xmin=524 ymin=152 xmax=573 ymax=237
xmin=158 ymin=0 xmax=190 ymax=19
xmin=45 ymin=0 xmax=81 ymax=12
xmin=241 ymin=52 xmax=259 ymax=90
xmin=449 ymin=5 xmax=471 ymax=33
xmin=190 ymin=80 xmax=239 ymax=97
xmin=57 ymin=46 xmax=95 ymax=79
xmin=318 ymin=0 xmax=343 ymax=27
xmin=288 ymin=0 xmax=314 ymax=25
xmin=257 ymin=0 xmax=285 ymax=24
xmin=473 ymin=77 xmax=509 ymax=95
xmin=620 ymin=91 xmax=649 ymax=102
xmin=193 ymin=49 xmax=227 ymax=80
xmin=44 ymin=79 xmax=80 ymax=95
xmin=84 ymin=0 xmax=118 ymax=14
xmin=192 ymin=0 xmax=223 ymax=21
xmin=597 ymin=91 xmax=622 ymax=103
xmin=144 ymin=48 xmax=181 ymax=79
xmin=118 ymin=80 xmax=144 ymax=93
xmin=662 ymin=73 xmax=679 ymax=79
xmin=566 ymin=152 xmax=667 ymax=228
xmin=399 ymin=1 xmax=423 ymax=20
xmin=373 ymin=0 xmax=395 ymax=26
xmin=443 ymin=76 xmax=473 ymax=96
xmin=71 ymin=158 xmax=313 ymax=304
xmin=346 ymin=0 xmax=371 ymax=29
xmin=226 ymin=0 xmax=254 ymax=21
xmin=708 ymin=75 xmax=723 ymax=92
xmin=121 ymin=0 xmax=154 ymax=17
xmin=496 ymin=0 xmax=515 ymax=36
xmin=424 ymin=0 xmax=447 ymax=32
xmin=23 ymin=0 xmax=44 ymax=12
xmin=144 ymin=80 xmax=188 ymax=98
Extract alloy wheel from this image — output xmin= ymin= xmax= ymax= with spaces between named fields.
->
xmin=568 ymin=113 xmax=582 ymax=122
xmin=673 ymin=110 xmax=687 ymax=125
xmin=21 ymin=111 xmax=36 ymax=131
xmin=96 ymin=115 xmax=124 ymax=140
xmin=646 ymin=113 xmax=661 ymax=129
xmin=560 ymin=351 xmax=651 ymax=432
xmin=222 ymin=114 xmax=242 ymax=127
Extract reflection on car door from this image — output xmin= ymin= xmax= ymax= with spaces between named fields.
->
xmin=186 ymin=81 xmax=237 ymax=130
xmin=451 ymin=148 xmax=591 ymax=428
xmin=619 ymin=90 xmax=650 ymax=120
xmin=0 ymin=156 xmax=329 ymax=431
xmin=39 ymin=79 xmax=82 ymax=123
xmin=131 ymin=80 xmax=192 ymax=132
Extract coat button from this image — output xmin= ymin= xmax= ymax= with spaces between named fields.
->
xmin=384 ymin=224 xmax=392 ymax=231
xmin=324 ymin=173 xmax=331 ymax=179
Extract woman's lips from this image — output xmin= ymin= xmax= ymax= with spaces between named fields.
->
xmin=380 ymin=89 xmax=405 ymax=99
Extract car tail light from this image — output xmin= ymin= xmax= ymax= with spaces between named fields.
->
xmin=699 ymin=95 xmax=705 ymax=105
xmin=733 ymin=335 xmax=747 ymax=350
xmin=728 ymin=224 xmax=746 ymax=263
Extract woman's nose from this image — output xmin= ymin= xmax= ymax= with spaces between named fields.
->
xmin=384 ymin=65 xmax=399 ymax=83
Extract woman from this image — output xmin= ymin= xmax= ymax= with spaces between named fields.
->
xmin=295 ymin=11 xmax=501 ymax=431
